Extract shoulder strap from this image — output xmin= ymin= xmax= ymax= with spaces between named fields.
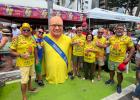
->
xmin=43 ymin=36 xmax=68 ymax=67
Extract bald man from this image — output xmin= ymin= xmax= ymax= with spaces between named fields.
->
xmin=43 ymin=16 xmax=72 ymax=84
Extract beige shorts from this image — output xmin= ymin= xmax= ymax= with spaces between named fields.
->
xmin=108 ymin=61 xmax=122 ymax=73
xmin=96 ymin=57 xmax=105 ymax=66
xmin=19 ymin=65 xmax=35 ymax=84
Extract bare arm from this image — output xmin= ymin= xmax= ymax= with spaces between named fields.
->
xmin=0 ymin=37 xmax=8 ymax=49
xmin=34 ymin=47 xmax=38 ymax=64
xmin=9 ymin=49 xmax=20 ymax=57
xmin=123 ymin=47 xmax=135 ymax=63
xmin=96 ymin=42 xmax=107 ymax=48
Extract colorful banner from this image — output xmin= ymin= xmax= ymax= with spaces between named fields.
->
xmin=0 ymin=4 xmax=86 ymax=21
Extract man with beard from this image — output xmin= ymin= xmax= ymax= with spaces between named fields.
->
xmin=105 ymin=24 xmax=135 ymax=93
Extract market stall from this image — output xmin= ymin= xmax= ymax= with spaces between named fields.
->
xmin=0 ymin=0 xmax=86 ymax=24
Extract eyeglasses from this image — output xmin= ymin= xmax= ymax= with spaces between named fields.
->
xmin=38 ymin=31 xmax=44 ymax=34
xmin=98 ymin=32 xmax=104 ymax=34
xmin=50 ymin=24 xmax=63 ymax=27
xmin=23 ymin=29 xmax=30 ymax=32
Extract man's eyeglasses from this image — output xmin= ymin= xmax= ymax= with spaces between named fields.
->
xmin=38 ymin=31 xmax=44 ymax=34
xmin=98 ymin=32 xmax=104 ymax=34
xmin=23 ymin=29 xmax=30 ymax=32
xmin=50 ymin=24 xmax=63 ymax=27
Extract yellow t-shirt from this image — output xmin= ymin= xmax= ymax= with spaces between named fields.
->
xmin=109 ymin=35 xmax=134 ymax=62
xmin=94 ymin=36 xmax=106 ymax=58
xmin=72 ymin=34 xmax=85 ymax=56
xmin=10 ymin=34 xmax=36 ymax=67
xmin=84 ymin=41 xmax=96 ymax=63
xmin=43 ymin=33 xmax=72 ymax=84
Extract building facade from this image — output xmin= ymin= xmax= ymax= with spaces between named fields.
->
xmin=54 ymin=0 xmax=102 ymax=12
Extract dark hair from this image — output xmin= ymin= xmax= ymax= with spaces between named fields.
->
xmin=86 ymin=32 xmax=93 ymax=41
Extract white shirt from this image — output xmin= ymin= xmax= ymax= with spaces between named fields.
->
xmin=92 ymin=29 xmax=98 ymax=36
xmin=68 ymin=32 xmax=75 ymax=38
xmin=12 ymin=28 xmax=20 ymax=37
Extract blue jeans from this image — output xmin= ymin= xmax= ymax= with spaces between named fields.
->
xmin=134 ymin=83 xmax=140 ymax=97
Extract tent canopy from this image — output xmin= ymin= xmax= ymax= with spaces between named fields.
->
xmin=0 ymin=0 xmax=79 ymax=12
xmin=86 ymin=8 xmax=140 ymax=22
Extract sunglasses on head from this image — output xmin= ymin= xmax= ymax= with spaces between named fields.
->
xmin=23 ymin=29 xmax=30 ymax=32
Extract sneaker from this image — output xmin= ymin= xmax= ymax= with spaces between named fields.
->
xmin=69 ymin=75 xmax=75 ymax=80
xmin=35 ymin=79 xmax=38 ymax=83
xmin=82 ymin=77 xmax=85 ymax=80
xmin=91 ymin=79 xmax=94 ymax=83
xmin=38 ymin=80 xmax=44 ymax=86
xmin=117 ymin=85 xmax=122 ymax=94
xmin=105 ymin=80 xmax=114 ymax=85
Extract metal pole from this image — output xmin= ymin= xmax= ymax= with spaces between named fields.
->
xmin=48 ymin=0 xmax=53 ymax=27
xmin=81 ymin=0 xmax=84 ymax=12
xmin=89 ymin=18 xmax=90 ymax=29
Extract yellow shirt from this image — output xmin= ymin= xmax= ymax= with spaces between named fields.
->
xmin=43 ymin=33 xmax=72 ymax=84
xmin=10 ymin=34 xmax=36 ymax=67
xmin=94 ymin=36 xmax=106 ymax=58
xmin=84 ymin=41 xmax=96 ymax=63
xmin=109 ymin=35 xmax=134 ymax=62
xmin=72 ymin=34 xmax=85 ymax=56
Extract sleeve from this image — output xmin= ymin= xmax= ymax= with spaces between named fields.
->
xmin=34 ymin=41 xmax=37 ymax=48
xmin=127 ymin=37 xmax=134 ymax=48
xmin=9 ymin=37 xmax=18 ymax=50
xmin=67 ymin=38 xmax=72 ymax=72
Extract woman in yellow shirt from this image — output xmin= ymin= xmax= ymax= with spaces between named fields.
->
xmin=83 ymin=33 xmax=97 ymax=83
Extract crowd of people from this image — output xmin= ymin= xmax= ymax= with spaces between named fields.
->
xmin=0 ymin=16 xmax=140 ymax=100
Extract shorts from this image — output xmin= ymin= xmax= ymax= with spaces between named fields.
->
xmin=108 ymin=61 xmax=121 ymax=73
xmin=72 ymin=55 xmax=83 ymax=65
xmin=19 ymin=65 xmax=35 ymax=84
xmin=96 ymin=57 xmax=105 ymax=66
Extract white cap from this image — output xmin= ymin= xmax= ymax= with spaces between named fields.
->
xmin=72 ymin=27 xmax=76 ymax=30
xmin=11 ymin=24 xmax=17 ymax=28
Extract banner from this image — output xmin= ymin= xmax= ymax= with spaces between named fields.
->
xmin=0 ymin=4 xmax=86 ymax=21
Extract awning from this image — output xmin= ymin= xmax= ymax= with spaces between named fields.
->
xmin=0 ymin=0 xmax=86 ymax=21
xmin=86 ymin=8 xmax=140 ymax=22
